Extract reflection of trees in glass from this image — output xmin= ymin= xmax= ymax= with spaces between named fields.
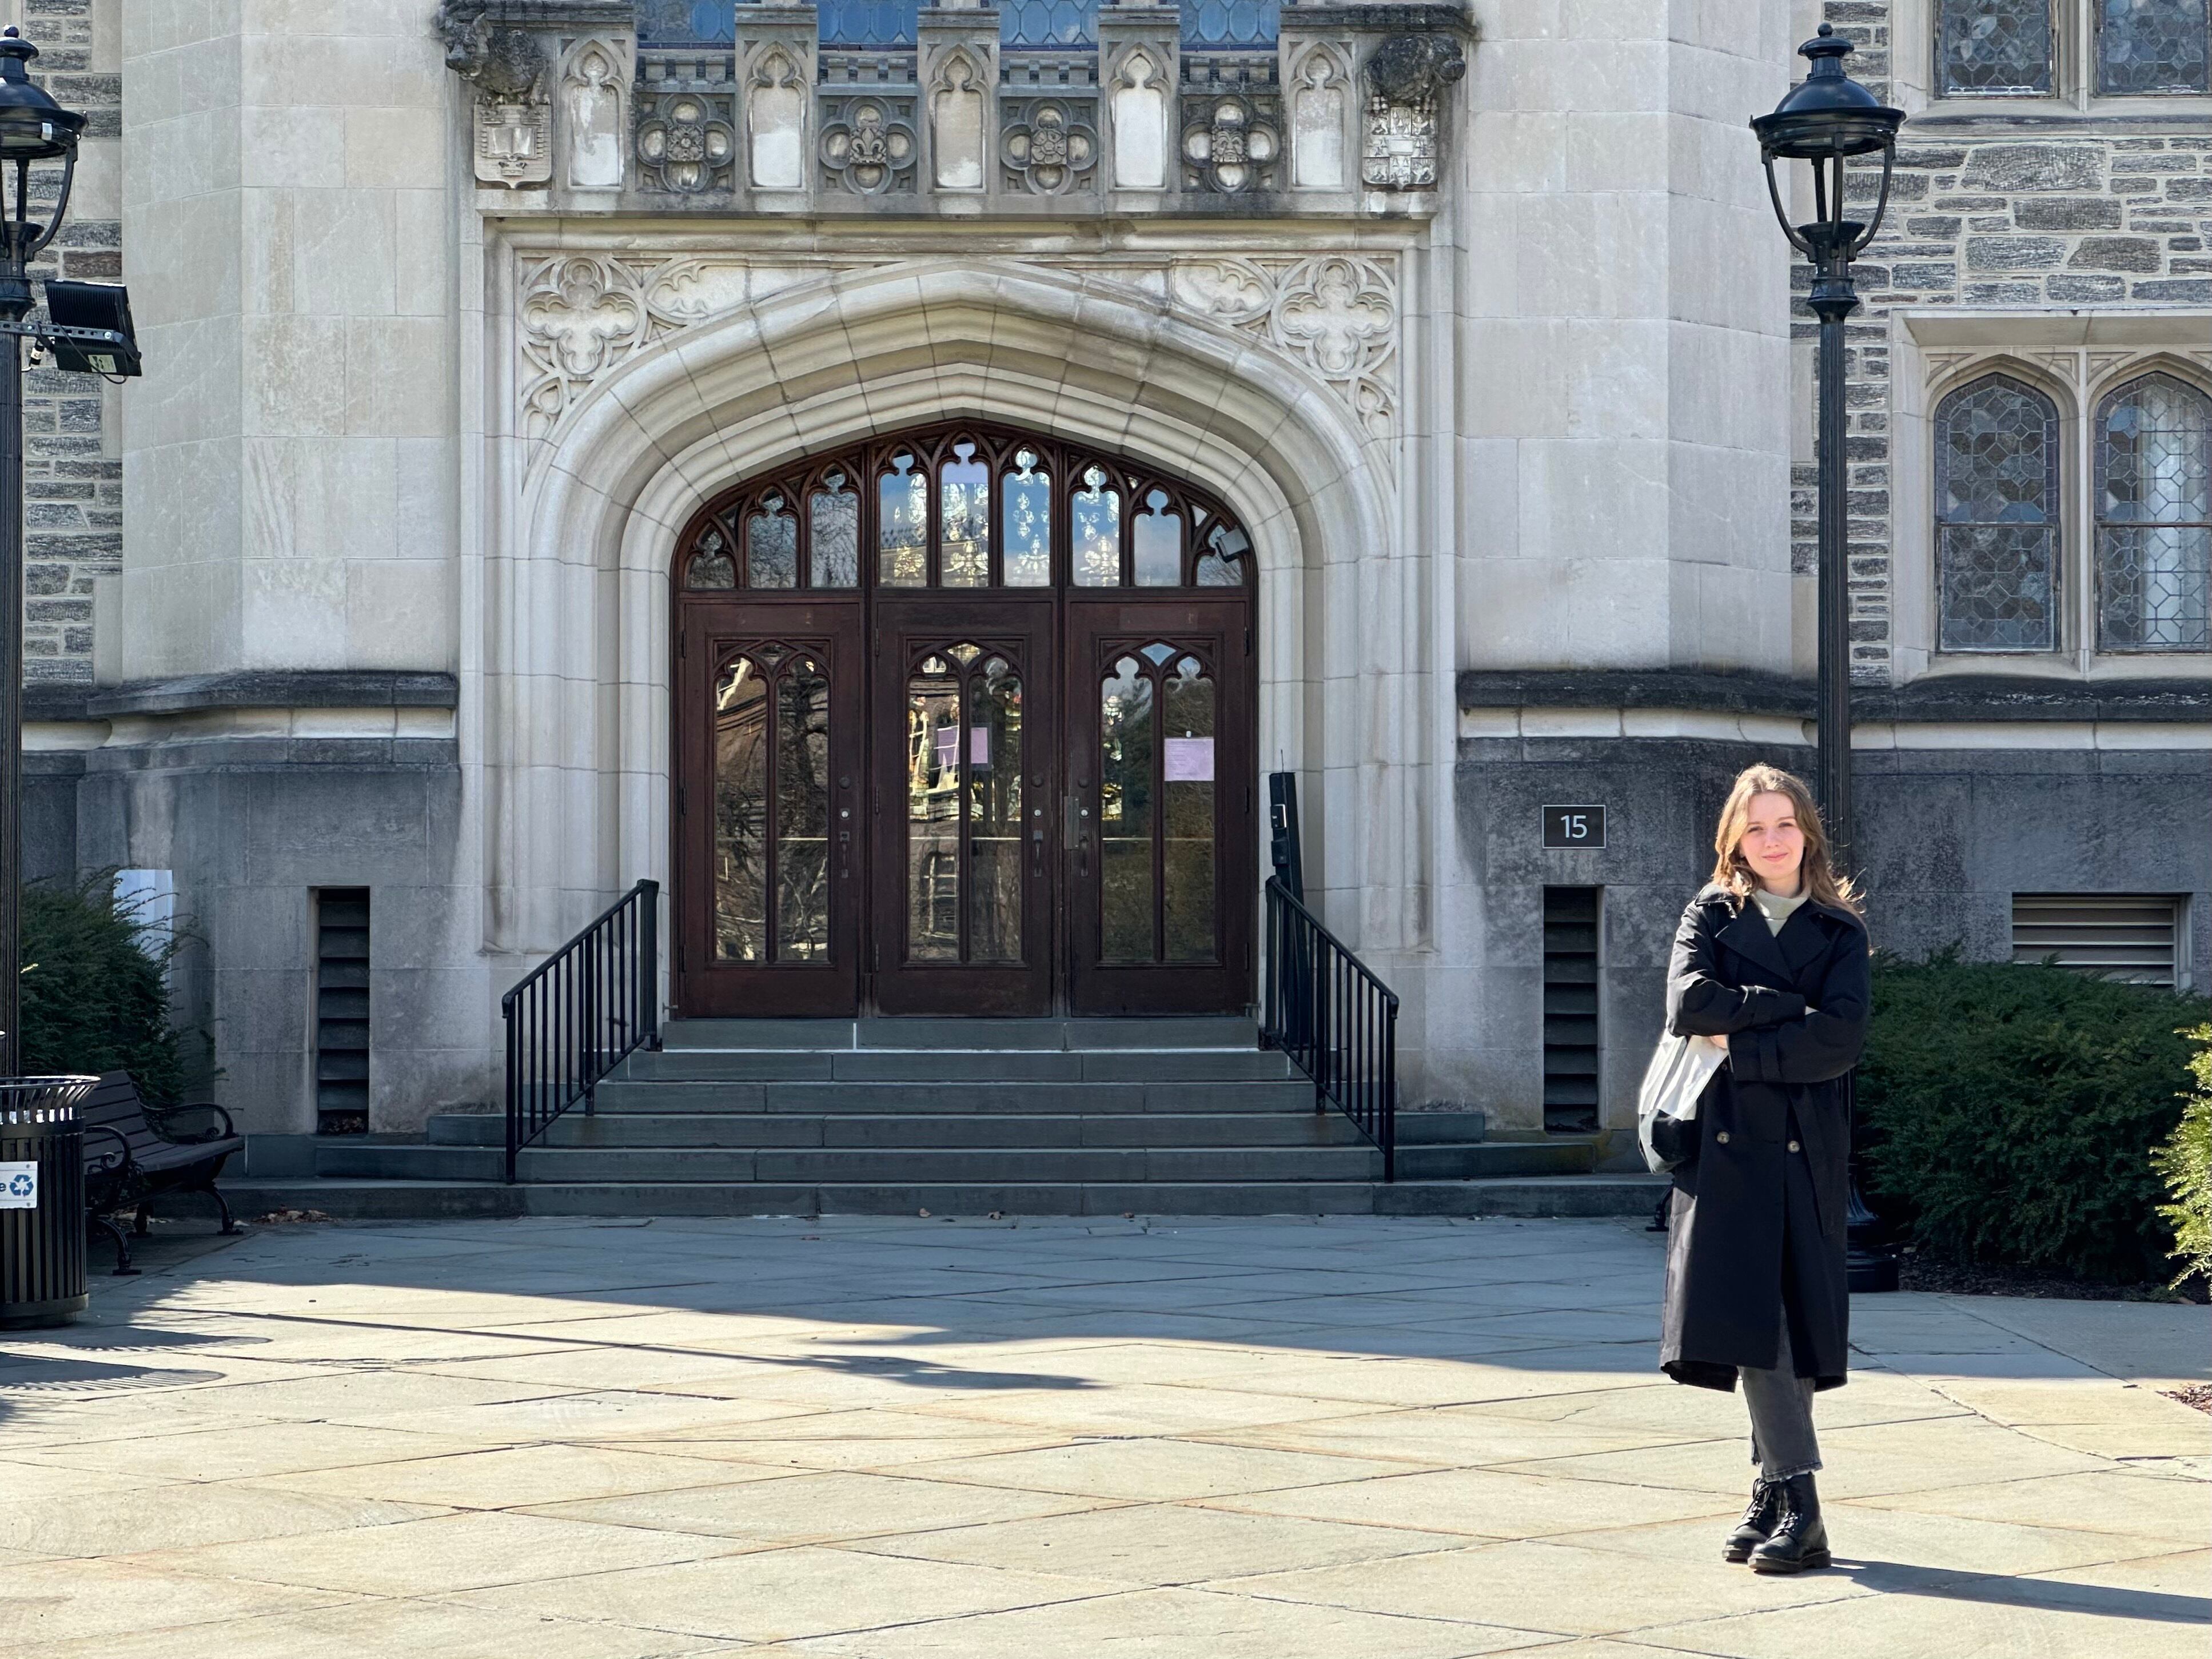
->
xmin=713 ymin=659 xmax=770 ymax=962
xmin=810 ymin=473 xmax=860 ymax=587
xmin=1073 ymin=465 xmax=1122 ymax=586
xmin=906 ymin=647 xmax=1024 ymax=963
xmin=1003 ymin=449 xmax=1051 ymax=585
xmin=941 ymin=442 xmax=990 ymax=587
xmin=715 ymin=649 xmax=835 ymax=964
xmin=1099 ymin=653 xmax=1155 ymax=962
xmin=879 ymin=454 xmax=928 ymax=584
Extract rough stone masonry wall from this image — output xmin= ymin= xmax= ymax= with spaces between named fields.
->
xmin=1803 ymin=0 xmax=2212 ymax=681
xmin=22 ymin=0 xmax=119 ymax=683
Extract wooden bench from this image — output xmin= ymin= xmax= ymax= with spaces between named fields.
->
xmin=79 ymin=1071 xmax=242 ymax=1274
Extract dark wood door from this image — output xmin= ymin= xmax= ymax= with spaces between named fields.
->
xmin=1065 ymin=598 xmax=1254 ymax=1015
xmin=870 ymin=598 xmax=1057 ymax=1015
xmin=675 ymin=601 xmax=866 ymax=1017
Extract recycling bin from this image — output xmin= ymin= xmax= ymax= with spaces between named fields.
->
xmin=0 ymin=1076 xmax=101 ymax=1329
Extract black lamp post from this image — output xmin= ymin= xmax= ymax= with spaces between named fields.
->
xmin=1752 ymin=23 xmax=1902 ymax=864
xmin=0 ymin=29 xmax=84 ymax=1078
xmin=1753 ymin=26 xmax=1905 ymax=1295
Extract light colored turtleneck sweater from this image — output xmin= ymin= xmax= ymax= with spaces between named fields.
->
xmin=1751 ymin=886 xmax=1809 ymax=935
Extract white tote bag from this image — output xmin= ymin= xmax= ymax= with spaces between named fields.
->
xmin=1636 ymin=1032 xmax=1727 ymax=1174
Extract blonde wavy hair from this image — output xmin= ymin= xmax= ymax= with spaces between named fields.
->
xmin=1708 ymin=764 xmax=1862 ymax=917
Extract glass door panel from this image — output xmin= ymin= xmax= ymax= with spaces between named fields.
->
xmin=872 ymin=600 xmax=1055 ymax=1015
xmin=1066 ymin=600 xmax=1252 ymax=1015
xmin=677 ymin=603 xmax=864 ymax=1016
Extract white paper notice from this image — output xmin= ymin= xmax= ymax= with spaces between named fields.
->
xmin=0 ymin=1161 xmax=37 ymax=1209
xmin=1163 ymin=737 xmax=1214 ymax=782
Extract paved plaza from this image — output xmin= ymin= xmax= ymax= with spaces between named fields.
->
xmin=0 ymin=1214 xmax=2204 ymax=1657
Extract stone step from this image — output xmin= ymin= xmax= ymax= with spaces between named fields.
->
xmin=427 ymin=1109 xmax=1374 ymax=1150
xmin=318 ymin=1134 xmax=1589 ymax=1185
xmin=662 ymin=1015 xmax=1262 ymax=1052
xmin=587 ymin=1078 xmax=1318 ymax=1114
xmin=623 ymin=1048 xmax=1298 ymax=1084
xmin=219 ymin=1173 xmax=1669 ymax=1222
xmin=318 ymin=1142 xmax=1392 ymax=1185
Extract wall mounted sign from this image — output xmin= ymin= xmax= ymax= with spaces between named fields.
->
xmin=1542 ymin=804 xmax=1606 ymax=850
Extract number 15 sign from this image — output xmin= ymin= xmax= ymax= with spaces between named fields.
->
xmin=1542 ymin=805 xmax=1607 ymax=850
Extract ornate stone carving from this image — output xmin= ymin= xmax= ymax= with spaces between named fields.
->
xmin=437 ymin=3 xmax=553 ymax=186
xmin=517 ymin=254 xmax=1397 ymax=443
xmin=1170 ymin=254 xmax=1398 ymax=438
xmin=819 ymin=96 xmax=918 ymax=196
xmin=637 ymin=91 xmax=736 ymax=194
xmin=1285 ymin=40 xmax=1352 ymax=192
xmin=1001 ymin=98 xmax=1098 ymax=196
xmin=1107 ymin=48 xmax=1171 ymax=191
xmin=1361 ymin=34 xmax=1464 ymax=192
xmin=927 ymin=49 xmax=990 ymax=192
xmin=562 ymin=38 xmax=628 ymax=191
xmin=746 ymin=45 xmax=808 ymax=190
xmin=1181 ymin=94 xmax=1280 ymax=194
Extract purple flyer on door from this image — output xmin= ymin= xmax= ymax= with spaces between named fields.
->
xmin=1164 ymin=738 xmax=1214 ymax=782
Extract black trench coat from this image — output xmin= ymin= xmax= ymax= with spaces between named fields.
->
xmin=1658 ymin=884 xmax=1870 ymax=1393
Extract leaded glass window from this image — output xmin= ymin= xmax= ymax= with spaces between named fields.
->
xmin=819 ymin=1 xmax=917 ymax=46
xmin=1935 ymin=375 xmax=2061 ymax=652
xmin=1179 ymin=0 xmax=1279 ymax=47
xmin=1002 ymin=1 xmax=1098 ymax=46
xmin=640 ymin=0 xmax=735 ymax=45
xmin=2096 ymin=373 xmax=2211 ymax=651
xmin=2097 ymin=0 xmax=2212 ymax=94
xmin=1938 ymin=0 xmax=2055 ymax=93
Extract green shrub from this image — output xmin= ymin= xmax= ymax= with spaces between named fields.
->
xmin=19 ymin=871 xmax=193 ymax=1104
xmin=1856 ymin=952 xmax=2207 ymax=1283
xmin=2152 ymin=1024 xmax=2212 ymax=1292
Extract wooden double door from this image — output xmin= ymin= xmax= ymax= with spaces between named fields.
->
xmin=675 ymin=593 xmax=1255 ymax=1018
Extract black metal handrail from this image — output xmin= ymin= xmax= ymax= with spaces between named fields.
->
xmin=503 ymin=879 xmax=661 ymax=1183
xmin=1260 ymin=876 xmax=1398 ymax=1181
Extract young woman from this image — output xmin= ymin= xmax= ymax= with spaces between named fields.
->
xmin=1659 ymin=763 xmax=1869 ymax=1574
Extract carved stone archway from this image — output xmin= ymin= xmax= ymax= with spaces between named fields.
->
xmin=479 ymin=257 xmax=1438 ymax=986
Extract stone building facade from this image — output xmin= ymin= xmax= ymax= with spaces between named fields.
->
xmin=14 ymin=1 xmax=2209 ymax=1166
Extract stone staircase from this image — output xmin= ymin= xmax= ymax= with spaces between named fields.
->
xmin=228 ymin=1018 xmax=1663 ymax=1219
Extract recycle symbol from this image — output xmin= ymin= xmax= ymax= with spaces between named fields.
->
xmin=6 ymin=1173 xmax=32 ymax=1197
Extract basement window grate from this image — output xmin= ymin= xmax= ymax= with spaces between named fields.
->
xmin=314 ymin=888 xmax=372 ymax=1135
xmin=2011 ymin=894 xmax=2186 ymax=990
xmin=1543 ymin=886 xmax=1601 ymax=1133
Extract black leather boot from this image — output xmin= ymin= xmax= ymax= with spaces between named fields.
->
xmin=1748 ymin=1473 xmax=1830 ymax=1573
xmin=1723 ymin=1477 xmax=1780 ymax=1562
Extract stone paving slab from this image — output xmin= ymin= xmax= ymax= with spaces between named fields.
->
xmin=0 ymin=1214 xmax=2205 ymax=1657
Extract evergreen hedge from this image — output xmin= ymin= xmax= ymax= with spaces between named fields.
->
xmin=19 ymin=872 xmax=192 ymax=1104
xmin=1857 ymin=952 xmax=2208 ymax=1284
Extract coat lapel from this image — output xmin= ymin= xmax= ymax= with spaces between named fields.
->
xmin=1715 ymin=900 xmax=1795 ymax=984
xmin=1775 ymin=904 xmax=1833 ymax=977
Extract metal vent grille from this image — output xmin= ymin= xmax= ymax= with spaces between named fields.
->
xmin=314 ymin=888 xmax=372 ymax=1135
xmin=2011 ymin=894 xmax=2182 ymax=987
xmin=1543 ymin=887 xmax=1601 ymax=1133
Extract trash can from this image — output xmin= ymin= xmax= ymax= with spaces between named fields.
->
xmin=0 ymin=1076 xmax=101 ymax=1329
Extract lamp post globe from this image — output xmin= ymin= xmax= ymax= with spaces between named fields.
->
xmin=0 ymin=27 xmax=82 ymax=324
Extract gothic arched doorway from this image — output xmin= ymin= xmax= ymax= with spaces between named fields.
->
xmin=672 ymin=421 xmax=1258 ymax=1018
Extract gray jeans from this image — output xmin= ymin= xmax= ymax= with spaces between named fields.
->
xmin=1740 ymin=1317 xmax=1821 ymax=1481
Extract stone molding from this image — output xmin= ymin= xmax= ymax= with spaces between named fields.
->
xmin=440 ymin=2 xmax=638 ymax=194
xmin=69 ymin=672 xmax=461 ymax=720
xmin=1456 ymin=668 xmax=2211 ymax=724
xmin=515 ymin=250 xmax=1404 ymax=442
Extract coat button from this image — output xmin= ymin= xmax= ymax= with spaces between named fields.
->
xmin=1716 ymin=1131 xmax=1730 ymax=1144
xmin=1788 ymin=1139 xmax=1802 ymax=1152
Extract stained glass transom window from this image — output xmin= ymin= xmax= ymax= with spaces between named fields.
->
xmin=1938 ymin=0 xmax=2055 ymax=93
xmin=2097 ymin=0 xmax=2212 ymax=94
xmin=1934 ymin=375 xmax=2061 ymax=653
xmin=2096 ymin=373 xmax=2211 ymax=651
xmin=677 ymin=424 xmax=1253 ymax=595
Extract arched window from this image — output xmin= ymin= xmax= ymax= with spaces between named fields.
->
xmin=2095 ymin=372 xmax=2211 ymax=651
xmin=1934 ymin=374 xmax=2062 ymax=652
xmin=1939 ymin=0 xmax=2056 ymax=94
